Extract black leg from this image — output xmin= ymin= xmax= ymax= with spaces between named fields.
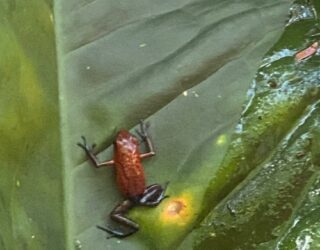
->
xmin=136 ymin=120 xmax=156 ymax=159
xmin=96 ymin=225 xmax=136 ymax=239
xmin=97 ymin=199 xmax=139 ymax=238
xmin=77 ymin=136 xmax=114 ymax=167
xmin=139 ymin=183 xmax=169 ymax=206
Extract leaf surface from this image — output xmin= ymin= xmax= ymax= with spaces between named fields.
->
xmin=55 ymin=0 xmax=291 ymax=249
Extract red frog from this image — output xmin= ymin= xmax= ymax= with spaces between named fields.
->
xmin=78 ymin=121 xmax=168 ymax=238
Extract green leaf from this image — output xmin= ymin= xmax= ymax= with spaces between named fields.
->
xmin=0 ymin=0 xmax=293 ymax=249
xmin=180 ymin=1 xmax=320 ymax=249
xmin=0 ymin=1 xmax=65 ymax=249
xmin=55 ymin=0 xmax=291 ymax=249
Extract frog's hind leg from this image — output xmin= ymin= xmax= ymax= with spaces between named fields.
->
xmin=139 ymin=183 xmax=169 ymax=206
xmin=97 ymin=199 xmax=139 ymax=238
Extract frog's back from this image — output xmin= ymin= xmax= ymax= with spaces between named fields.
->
xmin=114 ymin=130 xmax=146 ymax=197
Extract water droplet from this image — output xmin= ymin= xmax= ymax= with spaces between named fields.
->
xmin=139 ymin=43 xmax=147 ymax=48
xmin=235 ymin=123 xmax=243 ymax=133
xmin=210 ymin=232 xmax=216 ymax=237
xmin=227 ymin=203 xmax=236 ymax=216
xmin=296 ymin=234 xmax=313 ymax=250
xmin=74 ymin=239 xmax=82 ymax=249
xmin=192 ymin=91 xmax=199 ymax=97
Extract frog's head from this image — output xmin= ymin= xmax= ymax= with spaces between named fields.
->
xmin=114 ymin=130 xmax=139 ymax=150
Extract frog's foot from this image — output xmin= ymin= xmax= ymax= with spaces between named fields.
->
xmin=77 ymin=136 xmax=114 ymax=168
xmin=77 ymin=136 xmax=96 ymax=153
xmin=135 ymin=120 xmax=150 ymax=142
xmin=96 ymin=225 xmax=137 ymax=239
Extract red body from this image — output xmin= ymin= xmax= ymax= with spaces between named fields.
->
xmin=113 ymin=130 xmax=146 ymax=197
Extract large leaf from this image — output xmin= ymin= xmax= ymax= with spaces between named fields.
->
xmin=0 ymin=0 xmax=293 ymax=249
xmin=0 ymin=1 xmax=65 ymax=249
xmin=179 ymin=0 xmax=320 ymax=249
xmin=54 ymin=0 xmax=291 ymax=249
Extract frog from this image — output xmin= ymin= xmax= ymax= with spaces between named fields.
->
xmin=78 ymin=120 xmax=168 ymax=238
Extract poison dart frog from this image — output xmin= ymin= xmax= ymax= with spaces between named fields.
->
xmin=78 ymin=120 xmax=168 ymax=238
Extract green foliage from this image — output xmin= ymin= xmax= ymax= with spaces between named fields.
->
xmin=0 ymin=1 xmax=64 ymax=249
xmin=54 ymin=0 xmax=292 ymax=249
xmin=182 ymin=1 xmax=320 ymax=249
xmin=4 ymin=0 xmax=320 ymax=250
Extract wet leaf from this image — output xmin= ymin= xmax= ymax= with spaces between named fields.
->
xmin=55 ymin=0 xmax=291 ymax=249
xmin=0 ymin=0 xmax=294 ymax=249
xmin=181 ymin=0 xmax=320 ymax=249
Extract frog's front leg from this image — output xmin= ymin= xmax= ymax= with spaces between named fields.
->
xmin=139 ymin=183 xmax=169 ymax=206
xmin=136 ymin=120 xmax=156 ymax=159
xmin=97 ymin=199 xmax=139 ymax=238
xmin=77 ymin=136 xmax=114 ymax=168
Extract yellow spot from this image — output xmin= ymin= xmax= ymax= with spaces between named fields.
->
xmin=167 ymin=201 xmax=185 ymax=215
xmin=139 ymin=43 xmax=147 ymax=48
xmin=159 ymin=193 xmax=193 ymax=226
xmin=16 ymin=180 xmax=20 ymax=187
xmin=216 ymin=134 xmax=227 ymax=145
xmin=183 ymin=91 xmax=188 ymax=96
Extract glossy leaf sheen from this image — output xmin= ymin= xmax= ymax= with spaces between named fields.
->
xmin=55 ymin=0 xmax=291 ymax=249
xmin=0 ymin=0 xmax=293 ymax=249
xmin=182 ymin=1 xmax=320 ymax=249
